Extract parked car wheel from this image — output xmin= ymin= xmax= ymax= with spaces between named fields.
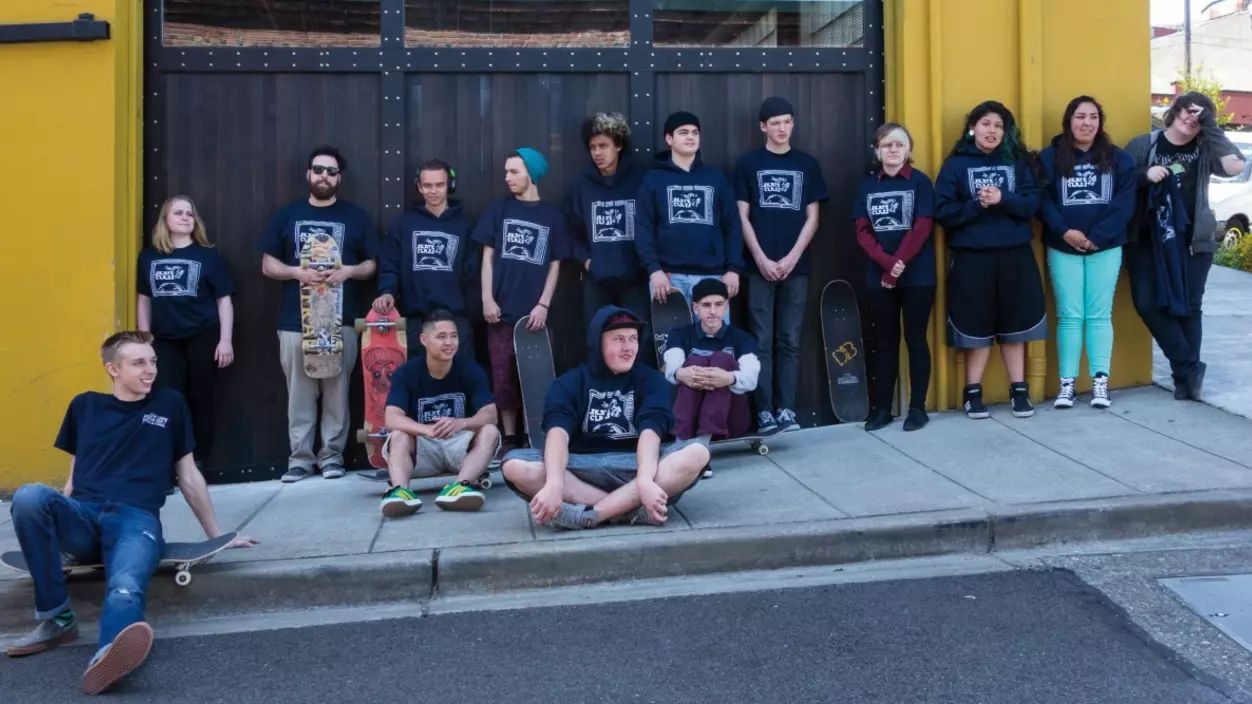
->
xmin=1224 ymin=220 xmax=1247 ymax=248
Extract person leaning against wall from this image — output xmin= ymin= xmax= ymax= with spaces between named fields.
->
xmin=258 ymin=145 xmax=379 ymax=482
xmin=136 ymin=195 xmax=236 ymax=471
xmin=934 ymin=100 xmax=1048 ymax=421
xmin=1037 ymin=95 xmax=1136 ymax=410
xmin=1122 ymin=92 xmax=1246 ymax=402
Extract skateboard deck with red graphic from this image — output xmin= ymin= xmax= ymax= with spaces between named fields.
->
xmin=354 ymin=309 xmax=408 ymax=469
xmin=820 ymin=279 xmax=869 ymax=423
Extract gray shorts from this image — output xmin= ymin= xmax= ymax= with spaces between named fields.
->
xmin=500 ymin=436 xmax=708 ymax=503
xmin=382 ymin=430 xmax=500 ymax=477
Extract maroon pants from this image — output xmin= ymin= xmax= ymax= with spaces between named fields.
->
xmin=487 ymin=322 xmax=522 ymax=411
xmin=673 ymin=351 xmax=751 ymax=441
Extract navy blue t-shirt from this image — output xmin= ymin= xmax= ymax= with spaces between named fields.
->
xmin=257 ymin=199 xmax=379 ymax=332
xmin=55 ymin=388 xmax=194 ymax=516
xmin=137 ymin=243 xmax=236 ymax=339
xmin=385 ymin=356 xmax=494 ymax=424
xmin=852 ymin=167 xmax=938 ymax=289
xmin=733 ymin=147 xmax=829 ymax=277
xmin=471 ymin=197 xmax=569 ymax=325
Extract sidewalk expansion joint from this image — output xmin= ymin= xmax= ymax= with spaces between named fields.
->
xmin=429 ymin=547 xmax=441 ymax=599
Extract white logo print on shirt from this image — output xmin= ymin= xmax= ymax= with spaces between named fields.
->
xmin=866 ymin=191 xmax=915 ymax=232
xmin=583 ymin=389 xmax=638 ymax=439
xmin=966 ymin=165 xmax=1016 ymax=194
xmin=294 ymin=221 xmax=346 ymax=253
xmin=591 ymin=200 xmax=636 ymax=243
xmin=417 ymin=393 xmax=466 ymax=424
xmin=412 ymin=232 xmax=458 ymax=272
xmin=149 ymin=259 xmax=202 ymax=297
xmin=142 ymin=413 xmax=169 ymax=428
xmin=757 ymin=170 xmax=804 ymax=211
xmin=1061 ymin=164 xmax=1112 ymax=206
xmin=666 ymin=185 xmax=714 ymax=225
xmin=501 ymin=219 xmax=550 ymax=266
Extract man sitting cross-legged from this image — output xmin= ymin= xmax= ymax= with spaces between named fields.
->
xmin=380 ymin=309 xmax=501 ymax=517
xmin=501 ymin=306 xmax=710 ymax=529
xmin=4 ymin=330 xmax=258 ymax=695
xmin=663 ymin=278 xmax=761 ymax=477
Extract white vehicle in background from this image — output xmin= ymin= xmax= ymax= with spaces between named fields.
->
xmin=1209 ymin=131 xmax=1252 ymax=248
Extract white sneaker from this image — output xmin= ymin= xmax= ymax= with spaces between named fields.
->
xmin=1090 ymin=373 xmax=1111 ymax=409
xmin=1054 ymin=377 xmax=1075 ymax=409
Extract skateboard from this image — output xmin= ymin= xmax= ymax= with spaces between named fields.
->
xmin=707 ymin=423 xmax=787 ymax=456
xmin=354 ymin=309 xmax=408 ymax=468
xmin=300 ymin=231 xmax=344 ymax=379
xmin=650 ymin=288 xmax=693 ymax=365
xmin=514 ymin=315 xmax=557 ymax=449
xmin=0 ymin=532 xmax=238 ymax=588
xmin=820 ymin=279 xmax=870 ymax=423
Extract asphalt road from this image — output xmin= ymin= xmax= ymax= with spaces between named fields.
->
xmin=0 ymin=569 xmax=1233 ymax=703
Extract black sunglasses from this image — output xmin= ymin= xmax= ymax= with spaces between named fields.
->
xmin=310 ymin=165 xmax=341 ymax=176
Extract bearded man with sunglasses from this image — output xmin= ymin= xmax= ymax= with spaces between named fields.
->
xmin=259 ymin=145 xmax=379 ymax=482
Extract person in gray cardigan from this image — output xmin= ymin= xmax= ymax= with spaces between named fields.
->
xmin=1123 ymin=92 xmax=1245 ymax=401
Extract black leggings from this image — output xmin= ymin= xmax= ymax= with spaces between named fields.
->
xmin=153 ymin=327 xmax=220 ymax=465
xmin=866 ymin=286 xmax=935 ymax=412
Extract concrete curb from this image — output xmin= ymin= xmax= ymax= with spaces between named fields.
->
xmin=4 ymin=489 xmax=1252 ymax=635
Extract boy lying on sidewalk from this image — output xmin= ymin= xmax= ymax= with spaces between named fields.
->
xmin=501 ymin=306 xmax=709 ymax=529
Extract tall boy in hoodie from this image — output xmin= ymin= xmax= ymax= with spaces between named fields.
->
xmin=373 ymin=160 xmax=479 ymax=361
xmin=500 ymin=306 xmax=710 ymax=530
xmin=472 ymin=148 xmax=568 ymax=452
xmin=565 ymin=113 xmax=651 ymax=346
xmin=635 ymin=111 xmax=744 ymax=321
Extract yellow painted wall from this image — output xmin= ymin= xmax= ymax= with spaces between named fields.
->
xmin=0 ymin=1 xmax=140 ymax=490
xmin=885 ymin=0 xmax=1153 ymax=409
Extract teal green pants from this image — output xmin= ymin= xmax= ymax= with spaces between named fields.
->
xmin=1047 ymin=246 xmax=1122 ymax=379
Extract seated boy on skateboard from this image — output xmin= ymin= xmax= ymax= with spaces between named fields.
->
xmin=380 ymin=309 xmax=501 ymax=517
xmin=4 ymin=331 xmax=258 ymax=695
xmin=661 ymin=279 xmax=761 ymax=474
xmin=500 ymin=306 xmax=710 ymax=530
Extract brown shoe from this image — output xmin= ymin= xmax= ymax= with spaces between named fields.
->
xmin=82 ymin=622 xmax=154 ymax=695
xmin=5 ymin=617 xmax=78 ymax=657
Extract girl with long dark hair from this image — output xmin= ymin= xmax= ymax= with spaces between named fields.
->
xmin=1038 ymin=95 xmax=1135 ymax=409
xmin=854 ymin=122 xmax=936 ymax=431
xmin=934 ymin=100 xmax=1047 ymax=420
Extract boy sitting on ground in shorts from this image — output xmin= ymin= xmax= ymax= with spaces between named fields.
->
xmin=380 ymin=309 xmax=501 ymax=517
xmin=500 ymin=306 xmax=710 ymax=529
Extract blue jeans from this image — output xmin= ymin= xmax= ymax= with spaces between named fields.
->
xmin=665 ymin=273 xmax=731 ymax=324
xmin=10 ymin=484 xmax=163 ymax=650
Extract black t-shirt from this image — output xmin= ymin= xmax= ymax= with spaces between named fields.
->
xmin=384 ymin=356 xmax=494 ymax=424
xmin=257 ymin=199 xmax=379 ymax=332
xmin=137 ymin=243 xmax=236 ymax=339
xmin=55 ymin=389 xmax=194 ymax=516
xmin=732 ymin=147 xmax=829 ymax=276
xmin=1152 ymin=137 xmax=1201 ymax=228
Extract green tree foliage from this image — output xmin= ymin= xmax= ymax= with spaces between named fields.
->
xmin=1161 ymin=65 xmax=1234 ymax=127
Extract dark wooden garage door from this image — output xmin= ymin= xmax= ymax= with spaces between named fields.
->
xmin=144 ymin=0 xmax=882 ymax=483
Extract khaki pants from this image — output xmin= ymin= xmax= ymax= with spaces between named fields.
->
xmin=277 ymin=327 xmax=359 ymax=471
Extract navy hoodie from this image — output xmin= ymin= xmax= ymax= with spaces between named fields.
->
xmin=543 ymin=306 xmax=674 ymax=454
xmin=378 ymin=200 xmax=479 ymax=318
xmin=1038 ymin=138 xmax=1136 ymax=256
xmin=634 ymin=151 xmax=745 ymax=276
xmin=1147 ymin=175 xmax=1190 ymax=316
xmin=933 ymin=143 xmax=1041 ymax=250
xmin=565 ymin=160 xmax=648 ymax=284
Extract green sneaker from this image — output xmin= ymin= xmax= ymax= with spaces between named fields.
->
xmin=435 ymin=481 xmax=485 ymax=511
xmin=381 ymin=486 xmax=422 ymax=518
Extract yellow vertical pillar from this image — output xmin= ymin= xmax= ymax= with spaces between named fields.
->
xmin=0 ymin=1 xmax=140 ymax=491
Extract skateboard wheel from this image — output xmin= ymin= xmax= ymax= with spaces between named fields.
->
xmin=175 ymin=571 xmax=192 ymax=587
xmin=356 ymin=429 xmax=367 ymax=444
xmin=757 ymin=443 xmax=769 ymax=455
xmin=395 ymin=318 xmax=407 ymax=331
xmin=478 ymin=478 xmax=493 ymax=490
xmin=354 ymin=318 xmax=366 ymax=333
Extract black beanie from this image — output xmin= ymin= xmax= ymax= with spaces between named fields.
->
xmin=664 ymin=111 xmax=700 ymax=135
xmin=691 ymin=277 xmax=729 ymax=303
xmin=759 ymin=96 xmax=794 ymax=122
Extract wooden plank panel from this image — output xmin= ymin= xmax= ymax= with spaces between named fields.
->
xmin=655 ymin=73 xmax=869 ymax=426
xmin=404 ymin=73 xmax=630 ymax=373
xmin=159 ymin=73 xmax=381 ymax=479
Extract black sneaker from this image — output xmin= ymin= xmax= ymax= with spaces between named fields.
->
xmin=281 ymin=467 xmax=313 ymax=483
xmin=963 ymin=384 xmax=990 ymax=419
xmin=1010 ymin=382 xmax=1034 ymax=418
xmin=1186 ymin=362 xmax=1207 ymax=401
xmin=902 ymin=407 xmax=929 ymax=431
xmin=1173 ymin=374 xmax=1188 ymax=400
xmin=863 ymin=408 xmax=892 ymax=432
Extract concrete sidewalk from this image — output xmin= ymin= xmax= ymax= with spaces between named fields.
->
xmin=4 ymin=385 xmax=1252 ymax=636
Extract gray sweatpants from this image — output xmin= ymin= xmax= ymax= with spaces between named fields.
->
xmin=277 ymin=327 xmax=359 ymax=471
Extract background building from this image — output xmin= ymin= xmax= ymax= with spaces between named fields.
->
xmin=1151 ymin=0 xmax=1252 ymax=127
xmin=0 ymin=0 xmax=1153 ymax=489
